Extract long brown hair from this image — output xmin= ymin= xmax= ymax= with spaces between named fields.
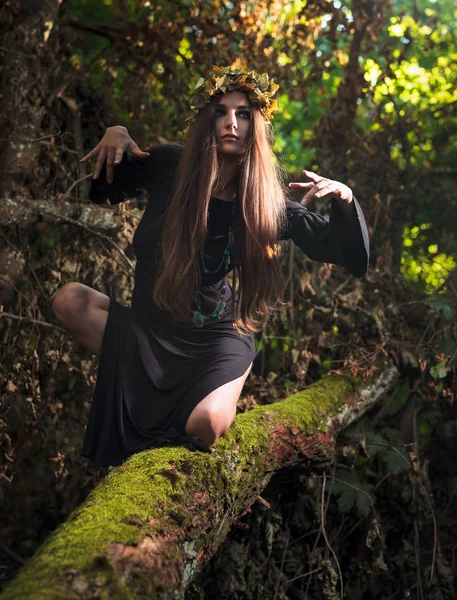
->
xmin=152 ymin=94 xmax=287 ymax=333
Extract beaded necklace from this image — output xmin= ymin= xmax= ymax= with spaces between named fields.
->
xmin=192 ymin=200 xmax=236 ymax=328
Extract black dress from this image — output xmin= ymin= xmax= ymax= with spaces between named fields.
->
xmin=81 ymin=144 xmax=369 ymax=468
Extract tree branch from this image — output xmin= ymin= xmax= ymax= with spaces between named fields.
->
xmin=0 ymin=361 xmax=399 ymax=600
xmin=0 ymin=196 xmax=141 ymax=233
xmin=61 ymin=17 xmax=125 ymax=43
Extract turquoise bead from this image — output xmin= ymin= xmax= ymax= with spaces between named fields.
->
xmin=193 ymin=311 xmax=205 ymax=327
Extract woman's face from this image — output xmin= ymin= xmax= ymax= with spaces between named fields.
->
xmin=214 ymin=91 xmax=251 ymax=156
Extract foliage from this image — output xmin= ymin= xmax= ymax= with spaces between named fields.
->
xmin=2 ymin=0 xmax=457 ymax=596
xmin=190 ymin=386 xmax=457 ymax=599
xmin=402 ymin=224 xmax=457 ymax=293
xmin=189 ymin=65 xmax=279 ymax=121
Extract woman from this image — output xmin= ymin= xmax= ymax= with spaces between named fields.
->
xmin=52 ymin=66 xmax=369 ymax=468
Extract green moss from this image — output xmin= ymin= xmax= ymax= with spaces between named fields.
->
xmin=1 ymin=448 xmax=195 ymax=599
xmin=230 ymin=372 xmax=360 ymax=440
xmin=1 ymin=372 xmax=363 ymax=600
xmin=279 ymin=373 xmax=359 ymax=425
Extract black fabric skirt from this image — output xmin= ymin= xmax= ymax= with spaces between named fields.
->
xmin=81 ymin=293 xmax=256 ymax=468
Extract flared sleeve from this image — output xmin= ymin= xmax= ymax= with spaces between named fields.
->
xmin=281 ymin=197 xmax=370 ymax=277
xmin=89 ymin=143 xmax=182 ymax=205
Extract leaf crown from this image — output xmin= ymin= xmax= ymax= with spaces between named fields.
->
xmin=189 ymin=65 xmax=280 ymax=123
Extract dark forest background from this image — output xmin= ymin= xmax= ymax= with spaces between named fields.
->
xmin=1 ymin=0 xmax=457 ymax=598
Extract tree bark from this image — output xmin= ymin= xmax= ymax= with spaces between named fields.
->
xmin=0 ymin=199 xmax=139 ymax=309
xmin=0 ymin=197 xmax=135 ymax=232
xmin=0 ymin=0 xmax=61 ymax=199
xmin=0 ymin=361 xmax=399 ymax=600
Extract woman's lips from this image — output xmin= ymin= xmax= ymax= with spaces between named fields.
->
xmin=222 ymin=136 xmax=239 ymax=141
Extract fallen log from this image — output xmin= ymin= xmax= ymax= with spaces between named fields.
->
xmin=0 ymin=360 xmax=399 ymax=600
xmin=0 ymin=197 xmax=141 ymax=231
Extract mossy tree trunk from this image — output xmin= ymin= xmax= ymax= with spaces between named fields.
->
xmin=0 ymin=361 xmax=398 ymax=600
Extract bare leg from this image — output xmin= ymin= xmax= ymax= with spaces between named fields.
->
xmin=52 ymin=282 xmax=111 ymax=357
xmin=184 ymin=362 xmax=253 ymax=445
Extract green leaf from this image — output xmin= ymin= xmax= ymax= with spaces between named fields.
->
xmin=333 ymin=468 xmax=374 ymax=517
xmin=430 ymin=362 xmax=448 ymax=379
xmin=381 ymin=446 xmax=410 ymax=475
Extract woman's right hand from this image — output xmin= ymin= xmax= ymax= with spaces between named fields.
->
xmin=80 ymin=126 xmax=149 ymax=184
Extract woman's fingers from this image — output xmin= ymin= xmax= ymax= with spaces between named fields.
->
xmin=290 ymin=176 xmax=339 ymax=204
xmin=92 ymin=147 xmax=108 ymax=180
xmin=80 ymin=145 xmax=100 ymax=163
xmin=113 ymin=145 xmax=125 ymax=166
xmin=313 ymin=181 xmax=353 ymax=203
xmin=105 ymin=147 xmax=117 ymax=184
xmin=313 ymin=183 xmax=339 ymax=198
xmin=129 ymin=143 xmax=149 ymax=158
xmin=288 ymin=181 xmax=316 ymax=205
xmin=289 ymin=182 xmax=313 ymax=189
xmin=302 ymin=169 xmax=324 ymax=184
xmin=86 ymin=144 xmax=121 ymax=181
xmin=113 ymin=142 xmax=148 ymax=166
xmin=83 ymin=139 xmax=149 ymax=185
xmin=290 ymin=170 xmax=353 ymax=204
xmin=301 ymin=184 xmax=320 ymax=205
xmin=81 ymin=126 xmax=148 ymax=184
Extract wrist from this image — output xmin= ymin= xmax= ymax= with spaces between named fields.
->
xmin=107 ymin=125 xmax=128 ymax=133
xmin=334 ymin=192 xmax=353 ymax=205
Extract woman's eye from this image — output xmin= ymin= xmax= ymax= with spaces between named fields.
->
xmin=215 ymin=108 xmax=250 ymax=119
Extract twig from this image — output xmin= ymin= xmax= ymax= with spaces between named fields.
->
xmin=23 ymin=254 xmax=50 ymax=303
xmin=42 ymin=210 xmax=135 ymax=273
xmin=0 ymin=231 xmax=87 ymax=284
xmin=414 ymin=519 xmax=425 ymax=600
xmin=273 ymin=527 xmax=290 ymax=600
xmin=385 ymin=300 xmax=430 ymax=311
xmin=330 ymin=347 xmax=384 ymax=369
xmin=334 ymin=275 xmax=352 ymax=294
xmin=0 ymin=132 xmax=73 ymax=143
xmin=302 ymin=466 xmax=352 ymax=599
xmin=60 ymin=173 xmax=93 ymax=201
xmin=1 ymin=311 xmax=67 ymax=334
xmin=321 ymin=472 xmax=344 ymax=599
xmin=0 ymin=542 xmax=26 ymax=565
xmin=413 ymin=405 xmax=437 ymax=589
xmin=288 ymin=528 xmax=321 ymax=548
xmin=284 ymin=567 xmax=322 ymax=585
xmin=0 ymin=275 xmax=38 ymax=312
xmin=37 ymin=141 xmax=79 ymax=154
xmin=346 ymin=429 xmax=437 ymax=589
xmin=421 ymin=479 xmax=438 ymax=588
xmin=0 ymin=231 xmax=51 ymax=303
xmin=341 ymin=437 xmax=413 ymax=470
xmin=331 ymin=476 xmax=376 ymax=513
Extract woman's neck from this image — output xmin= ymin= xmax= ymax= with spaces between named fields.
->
xmin=212 ymin=156 xmax=240 ymax=202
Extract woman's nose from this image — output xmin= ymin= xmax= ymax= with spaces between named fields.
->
xmin=224 ymin=112 xmax=237 ymax=129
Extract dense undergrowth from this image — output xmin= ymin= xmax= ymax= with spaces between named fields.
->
xmin=189 ymin=380 xmax=457 ymax=599
xmin=2 ymin=0 xmax=457 ymax=596
xmin=1 ymin=213 xmax=457 ymax=596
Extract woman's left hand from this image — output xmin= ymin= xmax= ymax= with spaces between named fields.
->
xmin=289 ymin=170 xmax=353 ymax=206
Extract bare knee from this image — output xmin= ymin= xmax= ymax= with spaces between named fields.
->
xmin=185 ymin=405 xmax=233 ymax=446
xmin=52 ymin=282 xmax=92 ymax=325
